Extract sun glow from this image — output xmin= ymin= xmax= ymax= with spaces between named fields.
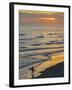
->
xmin=40 ymin=17 xmax=56 ymax=21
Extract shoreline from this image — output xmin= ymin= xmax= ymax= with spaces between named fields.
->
xmin=19 ymin=53 xmax=64 ymax=79
xmin=36 ymin=62 xmax=64 ymax=78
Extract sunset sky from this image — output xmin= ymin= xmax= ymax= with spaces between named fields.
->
xmin=19 ymin=10 xmax=64 ymax=34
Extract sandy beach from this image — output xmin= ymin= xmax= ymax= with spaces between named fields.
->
xmin=36 ymin=62 xmax=64 ymax=78
xmin=19 ymin=53 xmax=64 ymax=79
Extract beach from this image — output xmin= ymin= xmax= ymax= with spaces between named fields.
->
xmin=19 ymin=10 xmax=64 ymax=79
xmin=19 ymin=53 xmax=64 ymax=79
xmin=36 ymin=62 xmax=64 ymax=78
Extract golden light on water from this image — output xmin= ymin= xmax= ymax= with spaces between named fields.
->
xmin=40 ymin=17 xmax=56 ymax=21
xmin=36 ymin=54 xmax=64 ymax=72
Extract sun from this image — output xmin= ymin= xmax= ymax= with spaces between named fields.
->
xmin=40 ymin=17 xmax=56 ymax=21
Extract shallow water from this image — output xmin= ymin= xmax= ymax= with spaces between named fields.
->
xmin=19 ymin=31 xmax=64 ymax=79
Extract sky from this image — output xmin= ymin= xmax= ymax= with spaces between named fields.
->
xmin=19 ymin=10 xmax=64 ymax=34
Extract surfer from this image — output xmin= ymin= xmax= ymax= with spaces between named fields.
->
xmin=29 ymin=66 xmax=35 ymax=78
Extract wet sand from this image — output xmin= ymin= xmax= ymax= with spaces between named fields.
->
xmin=36 ymin=62 xmax=64 ymax=78
xmin=36 ymin=53 xmax=64 ymax=73
xmin=19 ymin=53 xmax=64 ymax=79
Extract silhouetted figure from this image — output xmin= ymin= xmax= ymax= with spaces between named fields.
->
xmin=29 ymin=67 xmax=35 ymax=78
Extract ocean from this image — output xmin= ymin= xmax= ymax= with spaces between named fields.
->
xmin=19 ymin=30 xmax=64 ymax=79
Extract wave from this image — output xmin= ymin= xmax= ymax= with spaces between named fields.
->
xmin=19 ymin=46 xmax=64 ymax=52
xmin=19 ymin=58 xmax=49 ymax=69
xmin=20 ymin=50 xmax=64 ymax=58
